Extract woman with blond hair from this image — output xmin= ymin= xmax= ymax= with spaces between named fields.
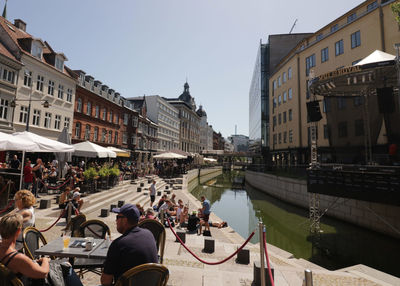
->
xmin=10 ymin=190 xmax=36 ymax=250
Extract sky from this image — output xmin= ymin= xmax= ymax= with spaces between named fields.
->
xmin=6 ymin=0 xmax=363 ymax=138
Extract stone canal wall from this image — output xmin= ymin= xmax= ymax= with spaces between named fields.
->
xmin=186 ymin=167 xmax=223 ymax=191
xmin=245 ymin=170 xmax=400 ymax=239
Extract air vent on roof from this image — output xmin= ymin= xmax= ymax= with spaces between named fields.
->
xmin=14 ymin=19 xmax=26 ymax=32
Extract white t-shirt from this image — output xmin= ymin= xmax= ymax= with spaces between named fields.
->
xmin=150 ymin=183 xmax=156 ymax=196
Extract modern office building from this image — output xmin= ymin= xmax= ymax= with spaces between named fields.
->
xmin=249 ymin=34 xmax=311 ymax=156
xmin=269 ymin=0 xmax=400 ymax=165
xmin=228 ymin=134 xmax=249 ymax=152
xmin=0 ymin=18 xmax=77 ymax=139
xmin=145 ymin=95 xmax=180 ymax=151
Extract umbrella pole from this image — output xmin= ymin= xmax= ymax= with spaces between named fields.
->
xmin=19 ymin=151 xmax=25 ymax=191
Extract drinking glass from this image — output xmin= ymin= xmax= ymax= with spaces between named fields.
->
xmin=63 ymin=231 xmax=71 ymax=249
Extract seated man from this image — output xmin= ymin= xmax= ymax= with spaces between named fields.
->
xmin=72 ymin=191 xmax=83 ymax=212
xmin=59 ymin=187 xmax=72 ymax=209
xmin=101 ymin=204 xmax=158 ymax=285
xmin=187 ymin=211 xmax=200 ymax=233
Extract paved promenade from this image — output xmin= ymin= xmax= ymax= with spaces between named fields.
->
xmin=25 ymin=172 xmax=400 ymax=285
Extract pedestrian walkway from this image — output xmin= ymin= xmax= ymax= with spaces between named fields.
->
xmin=29 ymin=172 xmax=400 ymax=285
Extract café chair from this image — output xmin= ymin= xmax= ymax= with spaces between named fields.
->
xmin=0 ymin=262 xmax=24 ymax=286
xmin=22 ymin=227 xmax=53 ymax=260
xmin=73 ymin=220 xmax=111 ymax=277
xmin=115 ymin=263 xmax=169 ymax=286
xmin=65 ymin=214 xmax=87 ymax=237
xmin=138 ymin=219 xmax=166 ymax=264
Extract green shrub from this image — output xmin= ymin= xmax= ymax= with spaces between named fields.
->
xmin=392 ymin=1 xmax=400 ymax=24
xmin=98 ymin=166 xmax=110 ymax=177
xmin=83 ymin=167 xmax=98 ymax=180
xmin=109 ymin=165 xmax=120 ymax=176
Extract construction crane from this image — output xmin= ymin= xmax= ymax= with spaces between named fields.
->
xmin=289 ymin=19 xmax=298 ymax=34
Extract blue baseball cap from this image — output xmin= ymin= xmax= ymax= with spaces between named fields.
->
xmin=112 ymin=204 xmax=140 ymax=222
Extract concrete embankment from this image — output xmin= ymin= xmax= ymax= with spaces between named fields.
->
xmin=245 ymin=170 xmax=400 ymax=239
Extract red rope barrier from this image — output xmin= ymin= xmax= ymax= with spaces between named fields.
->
xmin=263 ymin=230 xmax=275 ymax=286
xmin=0 ymin=200 xmax=14 ymax=214
xmin=43 ymin=178 xmax=71 ymax=190
xmin=39 ymin=209 xmax=66 ymax=232
xmin=167 ymin=219 xmax=255 ymax=265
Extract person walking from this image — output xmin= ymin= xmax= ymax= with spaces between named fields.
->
xmin=200 ymin=195 xmax=211 ymax=234
xmin=149 ymin=180 xmax=156 ymax=207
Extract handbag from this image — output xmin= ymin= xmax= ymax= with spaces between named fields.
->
xmin=28 ymin=260 xmax=68 ymax=286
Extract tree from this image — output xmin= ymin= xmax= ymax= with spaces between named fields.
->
xmin=392 ymin=1 xmax=400 ymax=24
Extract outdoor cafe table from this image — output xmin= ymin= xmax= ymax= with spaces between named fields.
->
xmin=35 ymin=237 xmax=108 ymax=259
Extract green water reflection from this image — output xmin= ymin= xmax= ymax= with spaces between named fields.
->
xmin=190 ymin=171 xmax=400 ymax=277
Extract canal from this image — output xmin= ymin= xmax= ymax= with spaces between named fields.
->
xmin=190 ymin=170 xmax=400 ymax=277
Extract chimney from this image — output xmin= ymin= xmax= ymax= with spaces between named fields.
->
xmin=14 ymin=19 xmax=26 ymax=32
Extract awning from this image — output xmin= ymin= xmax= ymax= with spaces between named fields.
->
xmin=11 ymin=131 xmax=74 ymax=152
xmin=0 ymin=131 xmax=37 ymax=151
xmin=72 ymin=141 xmax=116 ymax=158
xmin=153 ymin=152 xmax=187 ymax=159
xmin=107 ymin=147 xmax=130 ymax=157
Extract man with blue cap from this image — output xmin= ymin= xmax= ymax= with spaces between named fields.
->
xmin=101 ymin=204 xmax=158 ymax=285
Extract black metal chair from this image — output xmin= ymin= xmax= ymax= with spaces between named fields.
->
xmin=0 ymin=263 xmax=24 ymax=286
xmin=114 ymin=263 xmax=169 ymax=286
xmin=138 ymin=219 xmax=166 ymax=264
xmin=65 ymin=213 xmax=87 ymax=238
xmin=73 ymin=220 xmax=111 ymax=277
xmin=22 ymin=227 xmax=53 ymax=260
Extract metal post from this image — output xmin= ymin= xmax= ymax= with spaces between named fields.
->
xmin=25 ymin=83 xmax=33 ymax=131
xmin=258 ymin=222 xmax=266 ymax=286
xmin=395 ymin=43 xmax=400 ymax=114
xmin=304 ymin=269 xmax=313 ymax=286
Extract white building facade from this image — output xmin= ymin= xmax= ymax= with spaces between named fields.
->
xmin=145 ymin=95 xmax=180 ymax=151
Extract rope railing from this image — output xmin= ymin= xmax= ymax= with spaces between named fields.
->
xmin=262 ymin=229 xmax=275 ymax=286
xmin=167 ymin=219 xmax=255 ymax=265
xmin=0 ymin=200 xmax=14 ymax=215
xmin=39 ymin=208 xmax=66 ymax=232
xmin=40 ymin=178 xmax=71 ymax=190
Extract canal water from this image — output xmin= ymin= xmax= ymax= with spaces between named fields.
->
xmin=190 ymin=170 xmax=400 ymax=277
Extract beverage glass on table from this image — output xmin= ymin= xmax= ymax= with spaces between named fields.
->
xmin=63 ymin=231 xmax=71 ymax=249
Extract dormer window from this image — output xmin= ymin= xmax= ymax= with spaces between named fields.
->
xmin=55 ymin=56 xmax=64 ymax=71
xmin=31 ymin=41 xmax=43 ymax=59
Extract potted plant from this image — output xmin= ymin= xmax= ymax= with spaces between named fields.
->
xmin=98 ymin=166 xmax=110 ymax=189
xmin=83 ymin=167 xmax=98 ymax=193
xmin=109 ymin=165 xmax=120 ymax=187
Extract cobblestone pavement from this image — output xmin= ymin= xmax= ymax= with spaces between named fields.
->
xmin=5 ymin=170 xmax=400 ymax=286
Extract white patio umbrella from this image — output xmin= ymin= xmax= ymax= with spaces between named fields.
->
xmin=11 ymin=131 xmax=74 ymax=190
xmin=153 ymin=152 xmax=187 ymax=159
xmin=72 ymin=141 xmax=116 ymax=158
xmin=0 ymin=132 xmax=37 ymax=151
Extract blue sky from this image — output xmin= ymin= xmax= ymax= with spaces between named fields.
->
xmin=7 ymin=0 xmax=362 ymax=138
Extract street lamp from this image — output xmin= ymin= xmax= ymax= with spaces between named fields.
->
xmin=11 ymin=71 xmax=50 ymax=131
xmin=395 ymin=43 xmax=400 ymax=113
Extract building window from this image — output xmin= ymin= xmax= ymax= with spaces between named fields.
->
xmin=331 ymin=24 xmax=339 ymax=32
xmin=109 ymin=111 xmax=113 ymax=123
xmin=55 ymin=57 xmax=64 ymax=71
xmin=115 ymin=114 xmax=119 ymax=124
xmin=288 ymin=67 xmax=292 ymax=79
xmin=354 ymin=96 xmax=364 ymax=106
xmin=122 ymin=133 xmax=128 ymax=144
xmin=273 ymin=80 xmax=277 ymax=89
xmin=282 ymin=72 xmax=287 ymax=83
xmin=64 ymin=117 xmax=70 ymax=129
xmin=323 ymin=124 xmax=329 ymax=139
xmin=278 ymin=133 xmax=282 ymax=144
xmin=283 ymin=91 xmax=287 ymax=102
xmin=278 ymin=95 xmax=282 ymax=105
xmin=102 ymin=108 xmax=107 ymax=121
xmin=124 ymin=113 xmax=128 ymax=125
xmin=66 ymin=88 xmax=73 ymax=102
xmin=23 ymin=70 xmax=32 ymax=87
xmin=316 ymin=33 xmax=323 ymax=41
xmin=273 ymin=116 xmax=276 ymax=129
xmin=95 ymin=106 xmax=100 ymax=118
xmin=94 ymin=127 xmax=98 ymax=141
xmin=273 ymin=134 xmax=277 ymax=145
xmin=0 ymin=98 xmax=8 ymax=120
xmin=351 ymin=31 xmax=361 ymax=48
xmin=347 ymin=13 xmax=356 ymax=23
xmin=75 ymin=122 xmax=81 ymax=138
xmin=101 ymin=129 xmax=106 ymax=142
xmin=288 ymin=88 xmax=293 ymax=100
xmin=108 ymin=131 xmax=112 ymax=143
xmin=31 ymin=42 xmax=42 ymax=59
xmin=44 ymin=112 xmax=52 ymax=128
xmin=86 ymin=102 xmax=92 ymax=116
xmin=77 ymin=98 xmax=82 ymax=112
xmin=85 ymin=125 xmax=91 ymax=140
xmin=283 ymin=111 xmax=287 ymax=123
xmin=289 ymin=130 xmax=293 ymax=143
xmin=19 ymin=106 xmax=28 ymax=123
xmin=335 ymin=40 xmax=344 ymax=56
xmin=338 ymin=122 xmax=348 ymax=138
xmin=355 ymin=119 xmax=364 ymax=136
xmin=32 ymin=109 xmax=40 ymax=126
xmin=114 ymin=132 xmax=118 ymax=144
xmin=278 ymin=113 xmax=281 ymax=125
xmin=57 ymin=85 xmax=64 ymax=99
xmin=278 ymin=76 xmax=281 ymax=87
xmin=54 ymin=115 xmax=61 ymax=129
xmin=323 ymin=98 xmax=331 ymax=112
xmin=36 ymin=75 xmax=44 ymax=91
xmin=289 ymin=109 xmax=293 ymax=121
xmin=48 ymin=80 xmax=54 ymax=96
xmin=283 ymin=131 xmax=287 ymax=143
xmin=338 ymin=97 xmax=346 ymax=109
xmin=367 ymin=1 xmax=377 ymax=12
xmin=321 ymin=47 xmax=329 ymax=63
xmin=305 ymin=54 xmax=316 ymax=76
xmin=3 ymin=69 xmax=15 ymax=84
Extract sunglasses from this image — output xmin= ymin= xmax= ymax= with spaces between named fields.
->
xmin=116 ymin=215 xmax=125 ymax=220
